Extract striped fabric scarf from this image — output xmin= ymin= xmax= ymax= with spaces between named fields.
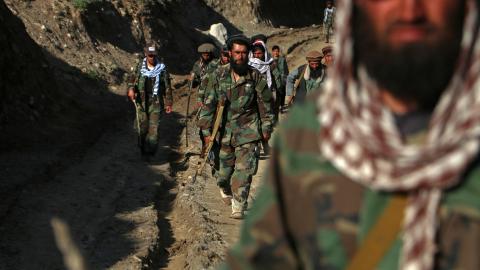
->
xmin=318 ymin=0 xmax=480 ymax=269
xmin=140 ymin=58 xmax=166 ymax=96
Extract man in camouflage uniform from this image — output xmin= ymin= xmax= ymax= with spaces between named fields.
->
xmin=223 ymin=0 xmax=480 ymax=269
xmin=323 ymin=0 xmax=336 ymax=43
xmin=200 ymin=45 xmax=230 ymax=176
xmin=218 ymin=45 xmax=230 ymax=66
xmin=191 ymin=43 xmax=218 ymax=107
xmin=271 ymin=45 xmax=289 ymax=114
xmin=285 ymin=50 xmax=326 ymax=105
xmin=127 ymin=43 xmax=173 ymax=158
xmin=190 ymin=42 xmax=218 ymax=156
xmin=198 ymin=35 xmax=274 ymax=219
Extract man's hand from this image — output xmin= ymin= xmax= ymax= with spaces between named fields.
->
xmin=203 ymin=135 xmax=212 ymax=145
xmin=285 ymin=95 xmax=294 ymax=106
xmin=127 ymin=88 xmax=136 ymax=101
xmin=263 ymin=133 xmax=271 ymax=141
xmin=195 ymin=102 xmax=203 ymax=110
xmin=166 ymin=105 xmax=173 ymax=114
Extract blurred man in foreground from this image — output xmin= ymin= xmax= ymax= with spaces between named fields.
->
xmin=224 ymin=0 xmax=480 ymax=269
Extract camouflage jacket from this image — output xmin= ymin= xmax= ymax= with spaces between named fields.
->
xmin=196 ymin=58 xmax=224 ymax=103
xmin=222 ymin=92 xmax=480 ymax=270
xmin=128 ymin=58 xmax=173 ymax=106
xmin=198 ymin=64 xmax=274 ymax=147
xmin=191 ymin=58 xmax=219 ymax=102
xmin=271 ymin=56 xmax=289 ymax=89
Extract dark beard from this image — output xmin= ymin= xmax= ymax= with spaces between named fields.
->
xmin=230 ymin=57 xmax=249 ymax=76
xmin=353 ymin=4 xmax=464 ymax=111
xmin=310 ymin=67 xmax=323 ymax=79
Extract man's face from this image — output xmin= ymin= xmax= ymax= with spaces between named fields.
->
xmin=201 ymin=52 xmax=211 ymax=62
xmin=356 ymin=0 xmax=462 ymax=50
xmin=308 ymin=60 xmax=321 ymax=70
xmin=324 ymin=54 xmax=334 ymax=66
xmin=221 ymin=53 xmax=229 ymax=64
xmin=230 ymin=43 xmax=249 ymax=65
xmin=230 ymin=43 xmax=249 ymax=75
xmin=145 ymin=53 xmax=156 ymax=65
xmin=272 ymin=49 xmax=280 ymax=58
xmin=253 ymin=49 xmax=265 ymax=60
xmin=327 ymin=2 xmax=332 ymax=8
xmin=354 ymin=0 xmax=465 ymax=111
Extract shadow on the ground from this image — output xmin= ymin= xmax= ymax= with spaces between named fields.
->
xmin=0 ymin=2 xmax=179 ymax=269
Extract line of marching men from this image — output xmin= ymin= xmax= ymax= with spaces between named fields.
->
xmin=191 ymin=34 xmax=335 ymax=219
xmin=127 ymin=34 xmax=334 ymax=219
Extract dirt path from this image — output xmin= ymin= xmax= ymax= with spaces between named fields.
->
xmin=0 ymin=94 xmax=184 ymax=269
xmin=157 ymin=90 xmax=269 ymax=270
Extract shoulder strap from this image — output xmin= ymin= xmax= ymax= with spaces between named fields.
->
xmin=346 ymin=195 xmax=407 ymax=270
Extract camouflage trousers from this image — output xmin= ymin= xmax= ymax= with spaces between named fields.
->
xmin=135 ymin=96 xmax=162 ymax=155
xmin=217 ymin=142 xmax=259 ymax=209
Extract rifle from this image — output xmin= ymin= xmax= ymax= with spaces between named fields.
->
xmin=290 ymin=65 xmax=308 ymax=105
xmin=185 ymin=74 xmax=194 ymax=147
xmin=132 ymin=95 xmax=144 ymax=148
xmin=192 ymin=97 xmax=225 ymax=182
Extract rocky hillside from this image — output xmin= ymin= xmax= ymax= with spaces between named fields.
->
xmin=206 ymin=0 xmax=327 ymax=27
xmin=0 ymin=0 xmax=330 ymax=156
xmin=0 ymin=1 xmax=59 ymax=139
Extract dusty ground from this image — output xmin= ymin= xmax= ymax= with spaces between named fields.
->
xmin=0 ymin=5 xmax=328 ymax=267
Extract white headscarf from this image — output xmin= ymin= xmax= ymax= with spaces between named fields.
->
xmin=248 ymin=40 xmax=274 ymax=88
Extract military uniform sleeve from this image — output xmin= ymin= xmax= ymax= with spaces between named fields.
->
xmin=191 ymin=61 xmax=202 ymax=89
xmin=256 ymin=75 xmax=274 ymax=135
xmin=163 ymin=67 xmax=173 ymax=106
xmin=197 ymin=72 xmax=218 ymax=137
xmin=127 ymin=60 xmax=142 ymax=92
xmin=222 ymin=134 xmax=301 ymax=270
xmin=197 ymin=75 xmax=210 ymax=103
xmin=286 ymin=67 xmax=300 ymax=96
xmin=268 ymin=70 xmax=277 ymax=93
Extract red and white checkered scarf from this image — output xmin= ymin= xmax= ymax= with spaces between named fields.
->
xmin=318 ymin=0 xmax=480 ymax=269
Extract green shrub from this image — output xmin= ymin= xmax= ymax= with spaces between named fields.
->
xmin=72 ymin=0 xmax=100 ymax=11
xmin=86 ymin=69 xmax=102 ymax=81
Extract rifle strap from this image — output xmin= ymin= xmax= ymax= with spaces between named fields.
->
xmin=346 ymin=195 xmax=407 ymax=270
